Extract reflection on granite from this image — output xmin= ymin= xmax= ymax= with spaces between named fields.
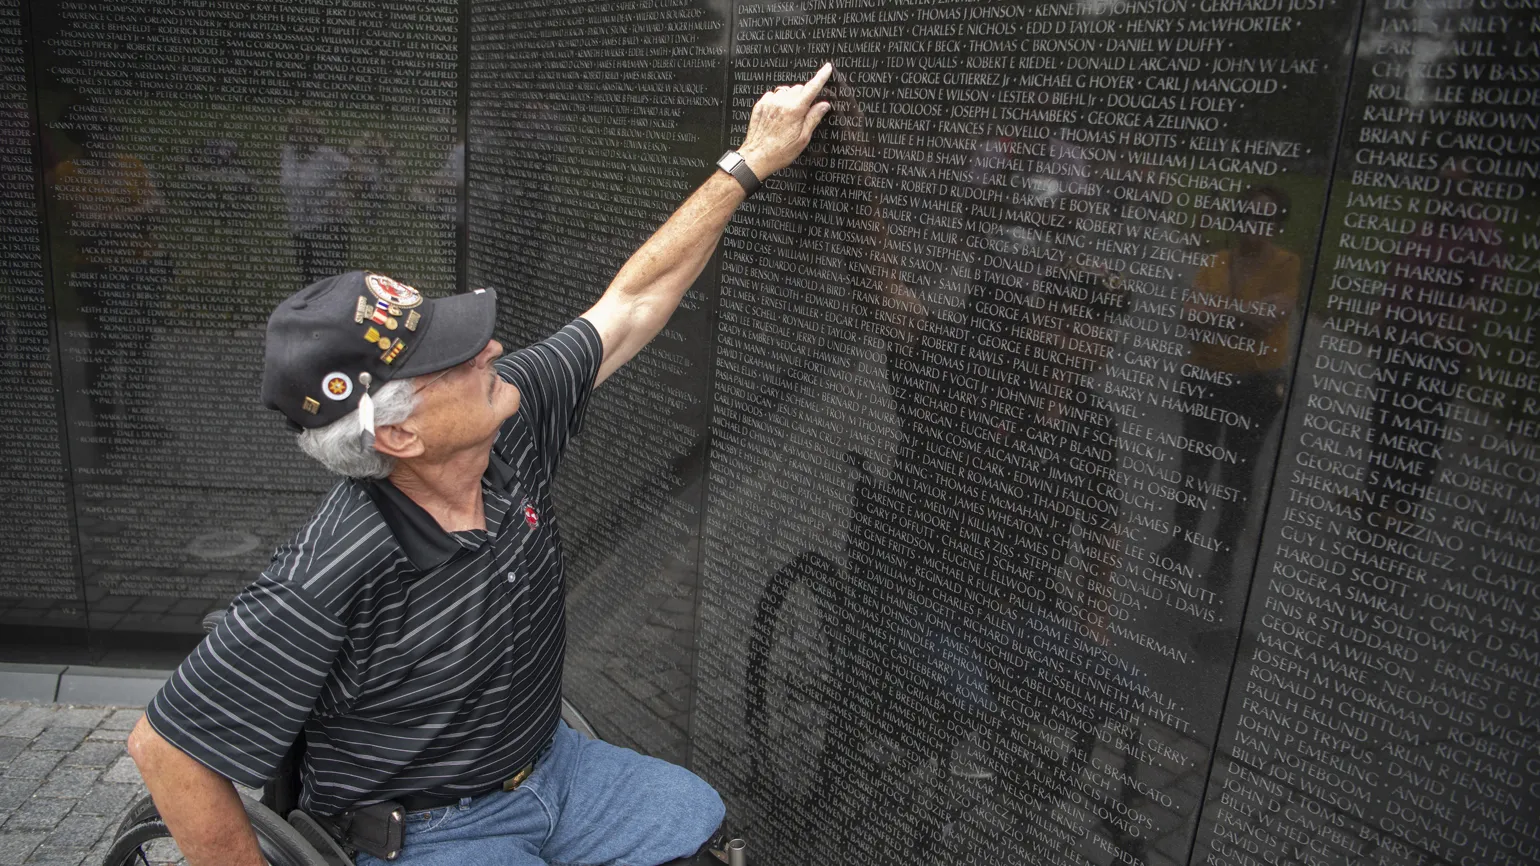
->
xmin=10 ymin=0 xmax=460 ymax=635
xmin=690 ymin=0 xmax=1359 ymax=861
xmin=1193 ymin=3 xmax=1540 ymax=863
xmin=0 ymin=0 xmax=1536 ymax=863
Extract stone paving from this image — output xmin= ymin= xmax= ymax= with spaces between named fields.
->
xmin=0 ymin=701 xmax=147 ymax=866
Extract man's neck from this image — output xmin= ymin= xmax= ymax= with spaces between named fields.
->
xmin=388 ymin=445 xmax=493 ymax=532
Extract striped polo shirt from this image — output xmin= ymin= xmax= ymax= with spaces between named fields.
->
xmin=146 ymin=318 xmax=604 ymax=815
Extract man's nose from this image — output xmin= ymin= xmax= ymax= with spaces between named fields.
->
xmin=475 ymin=340 xmax=504 ymax=367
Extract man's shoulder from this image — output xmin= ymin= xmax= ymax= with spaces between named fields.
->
xmin=493 ymin=396 xmax=539 ymax=477
xmin=261 ymin=478 xmax=403 ymax=608
xmin=490 ymin=318 xmax=602 ymax=475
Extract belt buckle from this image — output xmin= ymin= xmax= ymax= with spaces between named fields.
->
xmin=502 ymin=763 xmax=533 ymax=792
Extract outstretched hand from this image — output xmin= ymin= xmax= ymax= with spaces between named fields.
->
xmin=737 ymin=63 xmax=834 ymax=180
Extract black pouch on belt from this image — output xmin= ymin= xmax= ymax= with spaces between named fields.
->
xmin=319 ymin=801 xmax=405 ymax=860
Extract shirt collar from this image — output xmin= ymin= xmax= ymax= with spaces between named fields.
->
xmin=364 ymin=452 xmax=519 ymax=572
xmin=485 ymin=449 xmax=517 ymax=490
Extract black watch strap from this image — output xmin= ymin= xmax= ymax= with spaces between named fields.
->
xmin=717 ymin=151 xmax=761 ymax=197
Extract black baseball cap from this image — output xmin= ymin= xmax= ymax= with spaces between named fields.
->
xmin=262 ymin=271 xmax=497 ymax=429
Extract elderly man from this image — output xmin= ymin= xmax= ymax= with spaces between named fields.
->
xmin=126 ymin=66 xmax=834 ymax=865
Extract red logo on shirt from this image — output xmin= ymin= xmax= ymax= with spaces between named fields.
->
xmin=524 ymin=503 xmax=539 ymax=528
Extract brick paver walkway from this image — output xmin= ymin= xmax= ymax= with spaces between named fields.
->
xmin=0 ymin=701 xmax=147 ymax=865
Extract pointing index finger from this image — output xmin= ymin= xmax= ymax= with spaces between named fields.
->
xmin=799 ymin=63 xmax=834 ymax=104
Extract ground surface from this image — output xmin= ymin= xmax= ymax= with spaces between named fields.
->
xmin=0 ymin=701 xmax=147 ymax=865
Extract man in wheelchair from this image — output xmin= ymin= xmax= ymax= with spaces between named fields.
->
xmin=125 ymin=66 xmax=834 ymax=866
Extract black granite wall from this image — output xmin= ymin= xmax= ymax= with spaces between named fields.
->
xmin=691 ymin=4 xmax=1355 ymax=863
xmin=1193 ymin=6 xmax=1540 ymax=863
xmin=1 ymin=0 xmax=1537 ymax=863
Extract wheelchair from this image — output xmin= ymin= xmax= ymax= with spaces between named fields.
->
xmin=103 ymin=612 xmax=744 ymax=866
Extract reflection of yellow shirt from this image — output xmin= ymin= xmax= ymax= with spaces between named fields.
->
xmin=54 ymin=155 xmax=161 ymax=264
xmin=1187 ymin=246 xmax=1299 ymax=373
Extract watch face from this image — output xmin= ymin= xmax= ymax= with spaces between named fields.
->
xmin=719 ymin=152 xmax=744 ymax=171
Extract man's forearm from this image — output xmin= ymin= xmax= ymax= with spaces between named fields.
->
xmin=127 ymin=718 xmax=267 ymax=866
xmin=582 ymin=170 xmax=746 ymax=384
xmin=608 ymin=170 xmax=744 ymax=326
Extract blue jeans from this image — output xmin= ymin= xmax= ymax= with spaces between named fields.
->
xmin=356 ymin=722 xmax=724 ymax=866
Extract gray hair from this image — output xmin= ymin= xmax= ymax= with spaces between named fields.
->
xmin=296 ymin=377 xmax=418 ymax=479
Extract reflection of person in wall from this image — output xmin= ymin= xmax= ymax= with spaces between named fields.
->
xmin=125 ymin=66 xmax=835 ymax=866
xmin=54 ymin=121 xmax=168 ymax=282
xmin=281 ymin=113 xmax=351 ymax=284
xmin=0 ymin=105 xmax=37 ymax=379
xmin=862 ymin=217 xmax=1146 ymax=860
xmin=181 ymin=138 xmax=258 ymax=299
xmin=970 ymin=285 xmax=1149 ymax=863
xmin=185 ymin=138 xmax=257 ymax=221
xmin=411 ymin=136 xmax=465 ymax=242
xmin=53 ymin=119 xmax=171 ymax=424
xmin=1366 ymin=167 xmax=1502 ymax=525
xmin=350 ymin=130 xmax=399 ymax=219
xmin=1160 ymin=185 xmax=1299 ymax=590
xmin=734 ymin=71 xmax=943 ymax=860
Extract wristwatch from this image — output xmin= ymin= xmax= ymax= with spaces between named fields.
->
xmin=717 ymin=150 xmax=761 ymax=197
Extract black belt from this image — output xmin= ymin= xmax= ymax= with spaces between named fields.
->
xmin=318 ymin=760 xmax=542 ymax=860
xmin=397 ymin=761 xmax=535 ymax=813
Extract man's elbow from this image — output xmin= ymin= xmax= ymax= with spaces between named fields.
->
xmin=127 ymin=716 xmax=172 ymax=778
xmin=627 ymin=292 xmax=675 ymax=332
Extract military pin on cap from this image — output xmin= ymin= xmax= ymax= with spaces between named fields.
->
xmin=357 ymin=371 xmax=375 ymax=441
xmin=322 ymin=372 xmax=353 ymax=401
xmin=365 ymin=274 xmax=423 ymax=308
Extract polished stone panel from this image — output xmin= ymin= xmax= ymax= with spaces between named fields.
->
xmin=1193 ymin=6 xmax=1540 ymax=865
xmin=468 ymin=0 xmax=730 ymax=764
xmin=25 ymin=0 xmax=459 ymax=637
xmin=0 ymin=0 xmax=1536 ymax=862
xmin=689 ymin=2 xmax=1360 ymax=863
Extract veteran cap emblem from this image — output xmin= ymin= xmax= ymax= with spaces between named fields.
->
xmin=322 ymin=372 xmax=353 ymax=400
xmin=365 ymin=273 xmax=423 ymax=309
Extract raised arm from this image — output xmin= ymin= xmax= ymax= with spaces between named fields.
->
xmin=582 ymin=64 xmax=834 ymax=386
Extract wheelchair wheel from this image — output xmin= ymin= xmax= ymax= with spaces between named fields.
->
xmin=103 ymin=791 xmax=333 ymax=866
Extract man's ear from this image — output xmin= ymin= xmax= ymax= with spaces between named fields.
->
xmin=372 ymin=423 xmax=425 ymax=460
